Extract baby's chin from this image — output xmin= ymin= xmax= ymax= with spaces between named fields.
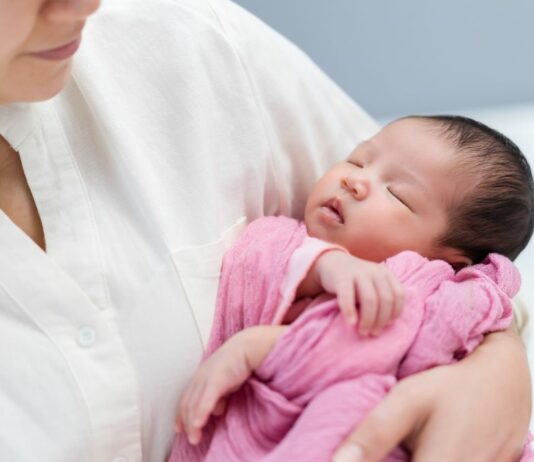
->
xmin=302 ymin=215 xmax=321 ymax=239
xmin=304 ymin=220 xmax=343 ymax=250
xmin=302 ymin=209 xmax=314 ymax=234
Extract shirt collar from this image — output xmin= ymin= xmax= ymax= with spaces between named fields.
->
xmin=0 ymin=102 xmax=41 ymax=149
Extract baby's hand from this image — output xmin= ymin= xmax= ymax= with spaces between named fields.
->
xmin=316 ymin=251 xmax=404 ymax=335
xmin=175 ymin=336 xmax=252 ymax=445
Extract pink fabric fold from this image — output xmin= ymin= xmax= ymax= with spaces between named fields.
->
xmin=204 ymin=216 xmax=308 ymax=357
xmin=169 ymin=217 xmax=523 ymax=462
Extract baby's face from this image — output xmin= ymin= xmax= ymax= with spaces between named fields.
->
xmin=305 ymin=118 xmax=460 ymax=262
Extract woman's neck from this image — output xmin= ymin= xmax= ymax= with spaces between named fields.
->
xmin=0 ymin=134 xmax=46 ymax=250
xmin=0 ymin=135 xmax=19 ymax=173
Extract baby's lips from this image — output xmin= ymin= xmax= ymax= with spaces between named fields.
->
xmin=323 ymin=197 xmax=345 ymax=223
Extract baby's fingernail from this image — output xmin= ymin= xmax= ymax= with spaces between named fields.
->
xmin=333 ymin=443 xmax=363 ymax=462
xmin=188 ymin=434 xmax=199 ymax=445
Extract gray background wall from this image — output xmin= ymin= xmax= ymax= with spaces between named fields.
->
xmin=233 ymin=1 xmax=534 ymax=119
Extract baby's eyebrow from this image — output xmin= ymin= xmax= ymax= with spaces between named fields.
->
xmin=365 ymin=142 xmax=422 ymax=186
xmin=350 ymin=141 xmax=375 ymax=161
xmin=395 ymin=167 xmax=423 ymax=187
xmin=359 ymin=142 xmax=429 ymax=193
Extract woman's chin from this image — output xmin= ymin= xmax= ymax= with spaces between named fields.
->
xmin=29 ymin=59 xmax=73 ymax=101
xmin=1 ymin=59 xmax=73 ymax=104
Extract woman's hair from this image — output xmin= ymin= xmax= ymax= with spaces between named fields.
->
xmin=414 ymin=114 xmax=534 ymax=263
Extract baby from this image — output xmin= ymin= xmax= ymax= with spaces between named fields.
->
xmin=170 ymin=115 xmax=534 ymax=461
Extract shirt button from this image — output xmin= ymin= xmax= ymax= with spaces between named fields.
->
xmin=77 ymin=327 xmax=96 ymax=347
xmin=112 ymin=457 xmax=128 ymax=462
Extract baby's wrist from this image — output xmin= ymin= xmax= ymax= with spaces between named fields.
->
xmin=316 ymin=248 xmax=349 ymax=268
xmin=237 ymin=326 xmax=289 ymax=371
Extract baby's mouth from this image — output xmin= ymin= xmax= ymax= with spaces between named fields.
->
xmin=322 ymin=198 xmax=344 ymax=223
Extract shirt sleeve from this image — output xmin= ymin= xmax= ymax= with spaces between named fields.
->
xmin=209 ymin=0 xmax=380 ymax=219
xmin=274 ymin=236 xmax=347 ymax=324
xmin=398 ymin=264 xmax=515 ymax=379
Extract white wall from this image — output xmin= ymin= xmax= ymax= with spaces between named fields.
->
xmin=234 ymin=1 xmax=534 ymax=119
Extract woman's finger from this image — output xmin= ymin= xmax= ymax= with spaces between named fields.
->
xmin=332 ymin=381 xmax=428 ymax=462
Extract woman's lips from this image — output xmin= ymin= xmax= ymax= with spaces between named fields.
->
xmin=30 ymin=36 xmax=81 ymax=61
xmin=320 ymin=198 xmax=344 ymax=224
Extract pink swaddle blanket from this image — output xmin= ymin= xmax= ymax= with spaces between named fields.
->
xmin=169 ymin=216 xmax=528 ymax=461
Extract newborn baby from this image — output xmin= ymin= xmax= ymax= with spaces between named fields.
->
xmin=171 ymin=115 xmax=534 ymax=461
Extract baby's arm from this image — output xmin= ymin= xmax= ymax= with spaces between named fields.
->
xmin=398 ymin=255 xmax=516 ymax=378
xmin=176 ymin=325 xmax=288 ymax=445
xmin=295 ymin=249 xmax=404 ymax=336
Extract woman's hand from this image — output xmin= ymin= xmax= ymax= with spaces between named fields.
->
xmin=332 ymin=328 xmax=531 ymax=462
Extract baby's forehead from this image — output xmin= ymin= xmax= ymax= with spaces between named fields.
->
xmin=365 ymin=119 xmax=459 ymax=164
xmin=384 ymin=117 xmax=449 ymax=140
xmin=368 ymin=119 xmax=472 ymax=196
xmin=383 ymin=117 xmax=475 ymax=166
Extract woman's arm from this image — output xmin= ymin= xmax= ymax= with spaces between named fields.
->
xmin=333 ymin=326 xmax=531 ymax=462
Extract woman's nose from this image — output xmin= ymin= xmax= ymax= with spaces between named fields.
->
xmin=41 ymin=0 xmax=101 ymax=21
xmin=341 ymin=176 xmax=370 ymax=200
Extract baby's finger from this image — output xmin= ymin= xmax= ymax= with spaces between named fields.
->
xmin=355 ymin=278 xmax=378 ymax=336
xmin=184 ymin=379 xmax=210 ymax=443
xmin=212 ymin=397 xmax=228 ymax=416
xmin=175 ymin=413 xmax=184 ymax=434
xmin=194 ymin=383 xmax=222 ymax=427
xmin=177 ymin=384 xmax=195 ymax=433
xmin=188 ymin=426 xmax=203 ymax=446
xmin=371 ymin=277 xmax=393 ymax=335
xmin=336 ymin=279 xmax=357 ymax=325
xmin=389 ymin=273 xmax=405 ymax=319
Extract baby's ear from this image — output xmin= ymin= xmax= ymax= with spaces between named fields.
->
xmin=439 ymin=246 xmax=473 ymax=269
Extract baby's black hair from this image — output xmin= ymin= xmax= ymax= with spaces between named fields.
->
xmin=414 ymin=115 xmax=534 ymax=263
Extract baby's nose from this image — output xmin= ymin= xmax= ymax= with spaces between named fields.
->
xmin=341 ymin=177 xmax=369 ymax=200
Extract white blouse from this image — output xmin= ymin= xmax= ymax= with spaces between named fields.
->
xmin=0 ymin=0 xmax=379 ymax=460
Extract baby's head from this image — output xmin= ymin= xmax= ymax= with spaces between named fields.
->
xmin=304 ymin=115 xmax=534 ymax=268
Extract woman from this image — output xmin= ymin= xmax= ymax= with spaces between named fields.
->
xmin=0 ymin=0 xmax=530 ymax=461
